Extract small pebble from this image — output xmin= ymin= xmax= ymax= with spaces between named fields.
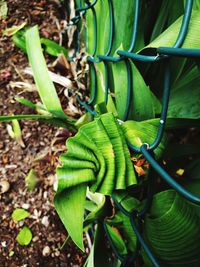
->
xmin=42 ymin=246 xmax=51 ymax=256
xmin=22 ymin=203 xmax=30 ymax=210
xmin=0 ymin=180 xmax=10 ymax=194
xmin=1 ymin=241 xmax=7 ymax=247
xmin=43 ymin=191 xmax=48 ymax=199
xmin=32 ymin=236 xmax=39 ymax=242
xmin=41 ymin=216 xmax=49 ymax=227
xmin=18 ymin=220 xmax=24 ymax=227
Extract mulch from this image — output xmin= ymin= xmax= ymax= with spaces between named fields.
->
xmin=0 ymin=0 xmax=88 ymax=266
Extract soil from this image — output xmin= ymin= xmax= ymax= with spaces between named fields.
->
xmin=0 ymin=0 xmax=88 ymax=266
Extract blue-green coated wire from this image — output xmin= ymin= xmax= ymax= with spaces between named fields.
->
xmin=106 ymin=0 xmax=114 ymax=56
xmin=103 ymin=222 xmax=126 ymax=263
xmin=122 ymin=59 xmax=132 ymax=121
xmin=138 ymin=162 xmax=155 ymax=218
xmin=94 ymin=0 xmax=139 ymax=60
xmin=117 ymin=50 xmax=162 ymax=62
xmin=87 ymin=62 xmax=97 ymax=105
xmin=77 ymin=62 xmax=97 ymax=115
xmin=129 ymin=212 xmax=160 ymax=267
xmin=111 ymin=195 xmax=130 ymax=217
xmin=90 ymin=5 xmax=97 ymax=57
xmin=128 ymin=0 xmax=139 ymax=53
xmin=83 ymin=0 xmax=114 ymax=110
xmin=77 ymin=96 xmax=97 ymax=116
xmin=112 ymin=196 xmax=160 ymax=267
xmin=97 ymin=0 xmax=140 ymax=62
xmin=149 ymin=59 xmax=171 ymax=151
xmin=127 ymin=59 xmax=170 ymax=153
xmin=104 ymin=61 xmax=109 ymax=105
xmin=76 ymin=0 xmax=98 ymax=12
xmin=140 ymin=144 xmax=200 ymax=205
xmin=118 ymin=0 xmax=193 ymax=62
xmin=101 ymin=0 xmax=114 ymax=105
xmin=98 ymin=54 xmax=121 ymax=62
xmin=157 ymin=47 xmax=200 ymax=58
xmin=71 ymin=0 xmax=98 ymax=25
xmin=84 ymin=0 xmax=138 ymax=117
xmin=87 ymin=0 xmax=114 ymax=62
xmin=173 ymin=0 xmax=193 ymax=48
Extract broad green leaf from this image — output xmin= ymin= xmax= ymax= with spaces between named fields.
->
xmin=55 ymin=113 xmax=136 ymax=248
xmin=144 ymin=190 xmax=200 ymax=266
xmin=146 ymin=11 xmax=200 ymax=49
xmin=25 ymin=26 xmax=68 ymax=120
xmin=86 ymin=0 xmax=110 ymax=56
xmin=12 ymin=208 xmax=30 ymax=222
xmin=16 ymin=226 xmax=32 ymax=246
xmin=92 ymin=61 xmax=117 ymax=115
xmin=168 ymin=66 xmax=200 ymax=118
xmin=25 ymin=169 xmax=38 ymax=191
xmin=112 ymin=59 xmax=155 ymax=121
xmin=149 ymin=0 xmax=184 ymax=42
xmin=193 ymin=0 xmax=200 ymax=10
xmin=122 ymin=120 xmax=167 ymax=158
xmin=85 ymin=6 xmax=95 ymax=55
xmin=109 ymin=1 xmax=134 ymax=55
xmin=54 ymin=183 xmax=87 ymax=251
xmin=57 ymin=113 xmax=136 ymax=196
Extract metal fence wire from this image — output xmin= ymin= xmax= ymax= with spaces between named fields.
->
xmin=71 ymin=0 xmax=200 ymax=266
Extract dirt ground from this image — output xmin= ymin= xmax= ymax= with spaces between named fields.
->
xmin=0 ymin=0 xmax=87 ymax=266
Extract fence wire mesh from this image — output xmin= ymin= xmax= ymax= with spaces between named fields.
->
xmin=71 ymin=0 xmax=200 ymax=266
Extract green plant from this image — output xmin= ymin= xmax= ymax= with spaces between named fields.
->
xmin=1 ymin=0 xmax=200 ymax=266
xmin=54 ymin=1 xmax=200 ymax=266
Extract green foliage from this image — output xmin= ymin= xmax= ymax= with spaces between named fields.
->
xmin=12 ymin=208 xmax=30 ymax=222
xmin=16 ymin=226 xmax=32 ymax=246
xmin=25 ymin=26 xmax=67 ymax=120
xmin=25 ymin=169 xmax=38 ymax=192
xmin=1 ymin=0 xmax=200 ymax=266
xmin=0 ymin=26 xmax=76 ymax=131
xmin=55 ymin=113 xmax=137 ymax=249
xmin=12 ymin=28 xmax=68 ymax=57
xmin=53 ymin=0 xmax=200 ymax=265
xmin=144 ymin=190 xmax=200 ymax=266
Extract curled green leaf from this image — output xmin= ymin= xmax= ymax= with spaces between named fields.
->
xmin=55 ymin=113 xmax=137 ymax=250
